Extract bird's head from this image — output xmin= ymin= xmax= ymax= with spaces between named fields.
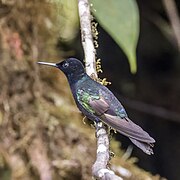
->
xmin=37 ymin=58 xmax=86 ymax=83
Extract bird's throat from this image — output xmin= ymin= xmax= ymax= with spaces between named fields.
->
xmin=67 ymin=72 xmax=86 ymax=86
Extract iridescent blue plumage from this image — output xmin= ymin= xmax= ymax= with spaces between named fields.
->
xmin=38 ymin=58 xmax=155 ymax=155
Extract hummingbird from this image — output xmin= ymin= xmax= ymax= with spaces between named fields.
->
xmin=38 ymin=58 xmax=155 ymax=155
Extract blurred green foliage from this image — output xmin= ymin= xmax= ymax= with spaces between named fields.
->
xmin=50 ymin=0 xmax=79 ymax=41
xmin=90 ymin=0 xmax=139 ymax=73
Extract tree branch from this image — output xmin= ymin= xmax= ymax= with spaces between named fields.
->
xmin=78 ymin=0 xmax=97 ymax=79
xmin=92 ymin=122 xmax=123 ymax=180
xmin=78 ymin=0 xmax=121 ymax=179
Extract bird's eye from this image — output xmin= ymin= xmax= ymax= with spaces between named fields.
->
xmin=63 ymin=62 xmax=69 ymax=68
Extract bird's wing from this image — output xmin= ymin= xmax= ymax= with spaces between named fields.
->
xmin=89 ymin=96 xmax=109 ymax=116
xmin=77 ymin=89 xmax=155 ymax=154
xmin=89 ymin=97 xmax=155 ymax=155
xmin=80 ymin=93 xmax=154 ymax=142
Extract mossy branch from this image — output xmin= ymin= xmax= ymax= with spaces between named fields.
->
xmin=78 ymin=0 xmax=97 ymax=80
xmin=78 ymin=0 xmax=121 ymax=179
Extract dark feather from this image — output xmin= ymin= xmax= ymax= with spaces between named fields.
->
xmin=89 ymin=97 xmax=155 ymax=154
xmin=129 ymin=138 xmax=154 ymax=155
xmin=89 ymin=96 xmax=109 ymax=116
xmin=102 ymin=114 xmax=155 ymax=143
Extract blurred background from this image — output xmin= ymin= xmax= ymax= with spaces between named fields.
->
xmin=0 ymin=0 xmax=180 ymax=180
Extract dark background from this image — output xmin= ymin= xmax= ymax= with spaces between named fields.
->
xmin=66 ymin=1 xmax=180 ymax=179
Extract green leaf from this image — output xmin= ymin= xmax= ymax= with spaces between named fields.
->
xmin=90 ymin=0 xmax=139 ymax=73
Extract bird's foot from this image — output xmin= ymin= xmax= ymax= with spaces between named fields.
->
xmin=82 ymin=116 xmax=88 ymax=124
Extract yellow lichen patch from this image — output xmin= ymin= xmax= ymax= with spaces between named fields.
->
xmin=95 ymin=58 xmax=111 ymax=85
xmin=91 ymin=22 xmax=99 ymax=40
xmin=96 ymin=58 xmax=103 ymax=73
xmin=98 ymin=78 xmax=111 ymax=86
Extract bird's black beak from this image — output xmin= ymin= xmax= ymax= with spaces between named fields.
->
xmin=37 ymin=61 xmax=57 ymax=68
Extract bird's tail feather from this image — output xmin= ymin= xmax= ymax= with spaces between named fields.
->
xmin=129 ymin=138 xmax=154 ymax=155
xmin=102 ymin=114 xmax=155 ymax=155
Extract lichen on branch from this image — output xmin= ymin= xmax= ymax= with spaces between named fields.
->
xmin=78 ymin=0 xmax=121 ymax=179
